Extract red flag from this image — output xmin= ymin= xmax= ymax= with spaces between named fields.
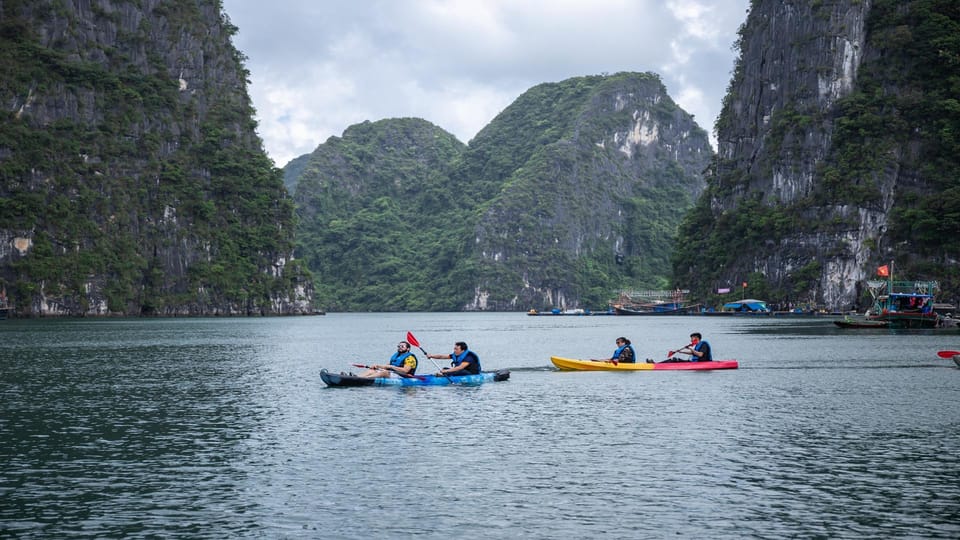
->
xmin=877 ymin=265 xmax=889 ymax=277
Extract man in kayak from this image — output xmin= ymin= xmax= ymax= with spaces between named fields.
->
xmin=592 ymin=337 xmax=635 ymax=365
xmin=663 ymin=332 xmax=712 ymax=362
xmin=428 ymin=342 xmax=481 ymax=376
xmin=358 ymin=340 xmax=419 ymax=378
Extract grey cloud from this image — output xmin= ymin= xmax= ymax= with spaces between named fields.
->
xmin=222 ymin=0 xmax=750 ymax=166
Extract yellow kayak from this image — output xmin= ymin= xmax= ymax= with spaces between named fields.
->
xmin=550 ymin=356 xmax=739 ymax=371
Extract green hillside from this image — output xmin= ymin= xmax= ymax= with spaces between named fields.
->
xmin=292 ymin=73 xmax=712 ymax=311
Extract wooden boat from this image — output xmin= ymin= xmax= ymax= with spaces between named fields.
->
xmin=833 ymin=319 xmax=890 ymax=329
xmin=320 ymin=369 xmax=510 ymax=387
xmin=703 ymin=299 xmax=771 ymax=316
xmin=613 ymin=303 xmax=700 ymax=315
xmin=527 ymin=308 xmax=615 ymax=316
xmin=610 ymin=289 xmax=698 ymax=315
xmin=550 ymin=356 xmax=738 ymax=371
xmin=866 ymin=276 xmax=942 ymax=329
xmin=867 ymin=309 xmax=940 ymax=329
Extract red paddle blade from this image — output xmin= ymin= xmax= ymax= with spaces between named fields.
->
xmin=937 ymin=350 xmax=960 ymax=358
xmin=406 ymin=331 xmax=420 ymax=348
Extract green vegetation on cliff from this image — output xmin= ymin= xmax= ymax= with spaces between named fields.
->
xmin=294 ymin=119 xmax=467 ymax=311
xmin=459 ymin=73 xmax=710 ymax=309
xmin=293 ymin=73 xmax=712 ymax=311
xmin=0 ymin=0 xmax=311 ymax=315
xmin=675 ymin=0 xmax=960 ymax=308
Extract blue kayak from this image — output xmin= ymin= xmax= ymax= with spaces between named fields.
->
xmin=320 ymin=369 xmax=510 ymax=387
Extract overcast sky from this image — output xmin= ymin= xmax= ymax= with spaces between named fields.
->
xmin=220 ymin=0 xmax=751 ymax=168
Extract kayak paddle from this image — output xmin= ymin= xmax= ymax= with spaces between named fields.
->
xmin=936 ymin=350 xmax=960 ymax=358
xmin=667 ymin=343 xmax=694 ymax=358
xmin=350 ymin=363 xmax=426 ymax=380
xmin=407 ymin=331 xmax=453 ymax=379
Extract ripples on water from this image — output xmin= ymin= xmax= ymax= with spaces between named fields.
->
xmin=1 ymin=315 xmax=958 ymax=538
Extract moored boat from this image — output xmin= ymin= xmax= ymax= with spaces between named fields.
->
xmin=550 ymin=356 xmax=738 ymax=371
xmin=610 ymin=289 xmax=699 ymax=315
xmin=867 ymin=287 xmax=941 ymax=329
xmin=527 ymin=308 xmax=614 ymax=316
xmin=707 ymin=298 xmax=771 ymax=316
xmin=863 ymin=267 xmax=943 ymax=329
xmin=320 ymin=369 xmax=510 ymax=387
xmin=833 ymin=319 xmax=890 ymax=329
xmin=613 ymin=303 xmax=701 ymax=315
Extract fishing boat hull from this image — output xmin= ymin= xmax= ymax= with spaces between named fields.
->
xmin=614 ymin=305 xmax=697 ymax=315
xmin=320 ymin=369 xmax=510 ymax=387
xmin=550 ymin=356 xmax=738 ymax=371
xmin=867 ymin=313 xmax=940 ymax=329
xmin=833 ymin=320 xmax=890 ymax=329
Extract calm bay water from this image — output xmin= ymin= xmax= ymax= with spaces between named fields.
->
xmin=1 ymin=313 xmax=959 ymax=538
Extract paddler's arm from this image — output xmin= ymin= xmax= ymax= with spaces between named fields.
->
xmin=437 ymin=360 xmax=467 ymax=376
xmin=394 ymin=362 xmax=416 ymax=377
xmin=379 ymin=364 xmax=409 ymax=376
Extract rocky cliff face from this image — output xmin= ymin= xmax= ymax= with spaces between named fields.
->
xmin=288 ymin=74 xmax=711 ymax=311
xmin=0 ymin=0 xmax=312 ymax=315
xmin=461 ymin=73 xmax=712 ymax=310
xmin=679 ymin=0 xmax=960 ymax=309
xmin=716 ymin=0 xmax=874 ymax=309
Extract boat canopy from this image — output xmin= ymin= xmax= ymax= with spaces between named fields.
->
xmin=885 ymin=292 xmax=935 ymax=313
xmin=722 ymin=299 xmax=770 ymax=312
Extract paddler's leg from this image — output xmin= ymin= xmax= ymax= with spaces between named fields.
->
xmin=358 ymin=368 xmax=392 ymax=378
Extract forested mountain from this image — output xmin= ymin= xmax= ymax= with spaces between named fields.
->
xmin=13 ymin=1 xmax=954 ymax=315
xmin=674 ymin=0 xmax=960 ymax=310
xmin=456 ymin=73 xmax=712 ymax=309
xmin=292 ymin=73 xmax=712 ymax=311
xmin=293 ymin=118 xmax=468 ymax=310
xmin=282 ymin=153 xmax=310 ymax=194
xmin=0 ymin=0 xmax=312 ymax=316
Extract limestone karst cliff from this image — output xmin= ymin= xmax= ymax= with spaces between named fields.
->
xmin=460 ymin=73 xmax=712 ymax=310
xmin=290 ymin=73 xmax=712 ymax=311
xmin=675 ymin=0 xmax=960 ymax=310
xmin=0 ymin=0 xmax=313 ymax=315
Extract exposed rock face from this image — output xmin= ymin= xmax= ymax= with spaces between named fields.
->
xmin=462 ymin=73 xmax=712 ymax=310
xmin=716 ymin=0 xmax=874 ymax=309
xmin=682 ymin=0 xmax=960 ymax=310
xmin=288 ymin=74 xmax=711 ymax=311
xmin=0 ymin=0 xmax=313 ymax=316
